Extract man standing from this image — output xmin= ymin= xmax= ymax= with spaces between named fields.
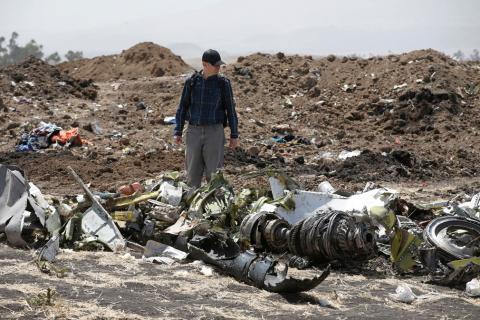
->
xmin=174 ymin=49 xmax=239 ymax=189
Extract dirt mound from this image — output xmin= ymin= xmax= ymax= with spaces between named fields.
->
xmin=1 ymin=48 xmax=479 ymax=195
xmin=59 ymin=42 xmax=193 ymax=81
xmin=226 ymin=50 xmax=480 ymax=135
xmin=0 ymin=56 xmax=97 ymax=100
xmin=330 ymin=149 xmax=442 ymax=183
xmin=219 ymin=49 xmax=480 ymax=181
xmin=225 ymin=50 xmax=478 ymax=136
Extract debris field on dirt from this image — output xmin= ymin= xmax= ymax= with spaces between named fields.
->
xmin=1 ymin=42 xmax=480 ymax=319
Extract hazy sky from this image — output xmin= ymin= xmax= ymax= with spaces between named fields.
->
xmin=1 ymin=0 xmax=479 ymax=59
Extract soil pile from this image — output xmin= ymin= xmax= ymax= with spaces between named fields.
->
xmin=1 ymin=48 xmax=479 ymax=194
xmin=0 ymin=56 xmax=97 ymax=100
xmin=59 ymin=42 xmax=193 ymax=81
xmin=224 ymin=49 xmax=479 ymax=139
xmin=218 ymin=49 xmax=480 ymax=184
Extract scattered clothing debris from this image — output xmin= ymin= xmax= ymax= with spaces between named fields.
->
xmin=15 ymin=122 xmax=86 ymax=152
xmin=50 ymin=128 xmax=84 ymax=146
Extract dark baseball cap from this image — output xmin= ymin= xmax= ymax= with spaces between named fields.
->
xmin=202 ymin=49 xmax=225 ymax=66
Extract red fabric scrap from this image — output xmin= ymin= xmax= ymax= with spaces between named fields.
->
xmin=50 ymin=128 xmax=86 ymax=146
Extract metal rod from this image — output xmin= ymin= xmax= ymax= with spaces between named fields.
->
xmin=67 ymin=166 xmax=110 ymax=219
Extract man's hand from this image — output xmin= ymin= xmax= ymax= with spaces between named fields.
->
xmin=229 ymin=138 xmax=239 ymax=149
xmin=174 ymin=135 xmax=182 ymax=145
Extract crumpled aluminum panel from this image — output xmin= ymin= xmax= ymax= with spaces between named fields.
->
xmin=268 ymin=176 xmax=396 ymax=224
xmin=81 ymin=206 xmax=126 ymax=251
xmin=0 ymin=164 xmax=29 ymax=247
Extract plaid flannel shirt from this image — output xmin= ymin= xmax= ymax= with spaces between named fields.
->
xmin=174 ymin=74 xmax=239 ymax=138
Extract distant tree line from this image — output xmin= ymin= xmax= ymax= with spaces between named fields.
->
xmin=453 ymin=49 xmax=480 ymax=61
xmin=0 ymin=32 xmax=84 ymax=66
xmin=1 ymin=31 xmax=479 ymax=67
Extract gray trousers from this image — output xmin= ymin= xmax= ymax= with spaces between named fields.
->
xmin=185 ymin=124 xmax=225 ymax=189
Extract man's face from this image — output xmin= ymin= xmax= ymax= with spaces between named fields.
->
xmin=202 ymin=61 xmax=220 ymax=75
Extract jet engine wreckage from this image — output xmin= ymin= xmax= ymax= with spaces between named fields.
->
xmin=2 ymin=164 xmax=480 ymax=295
xmin=239 ymin=209 xmax=376 ymax=264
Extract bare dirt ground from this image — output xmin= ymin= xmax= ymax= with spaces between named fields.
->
xmin=1 ymin=45 xmax=480 ymax=318
xmin=1 ymin=243 xmax=479 ymax=320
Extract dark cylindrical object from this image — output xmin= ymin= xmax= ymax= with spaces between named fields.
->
xmin=239 ymin=209 xmax=377 ymax=263
xmin=288 ymin=210 xmax=376 ymax=262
